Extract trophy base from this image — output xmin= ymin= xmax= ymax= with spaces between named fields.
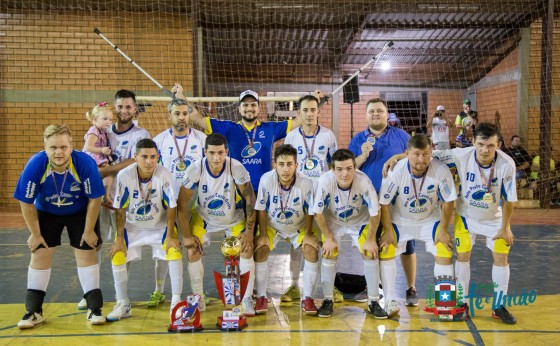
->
xmin=216 ymin=316 xmax=248 ymax=331
xmin=168 ymin=324 xmax=204 ymax=333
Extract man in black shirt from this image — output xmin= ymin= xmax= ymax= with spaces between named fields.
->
xmin=503 ymin=135 xmax=532 ymax=180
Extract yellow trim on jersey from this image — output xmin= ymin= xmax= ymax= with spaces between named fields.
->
xmin=205 ymin=117 xmax=213 ymax=134
xmin=237 ymin=120 xmax=262 ymax=131
xmin=40 ymin=157 xmax=79 ymax=184
xmin=286 ymin=119 xmax=292 ymax=134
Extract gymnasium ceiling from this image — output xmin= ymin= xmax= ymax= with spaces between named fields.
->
xmin=4 ymin=0 xmax=559 ymax=89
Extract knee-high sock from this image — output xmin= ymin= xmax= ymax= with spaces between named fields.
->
xmin=380 ymin=259 xmax=397 ymax=304
xmin=434 ymin=263 xmax=454 ymax=278
xmin=188 ymin=260 xmax=204 ymax=295
xmin=303 ymin=260 xmax=319 ymax=298
xmin=290 ymin=246 xmax=302 ymax=286
xmin=492 ymin=265 xmax=510 ymax=308
xmin=240 ymin=257 xmax=255 ymax=301
xmin=155 ymin=259 xmax=168 ymax=293
xmin=255 ymin=261 xmax=268 ymax=297
xmin=321 ymin=258 xmax=337 ymax=301
xmin=455 ymin=261 xmax=471 ymax=297
xmin=364 ymin=259 xmax=380 ymax=302
xmin=28 ymin=267 xmax=51 ymax=292
xmin=168 ymin=259 xmax=183 ymax=302
xmin=112 ymin=264 xmax=129 ymax=304
xmin=77 ymin=264 xmax=100 ymax=294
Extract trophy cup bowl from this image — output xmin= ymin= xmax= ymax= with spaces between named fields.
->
xmin=220 ymin=236 xmax=241 ymax=258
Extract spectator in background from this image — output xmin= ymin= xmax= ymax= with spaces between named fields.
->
xmin=427 ymin=105 xmax=451 ymax=150
xmin=503 ymin=135 xmax=532 ymax=181
xmin=388 ymin=113 xmax=402 ymax=128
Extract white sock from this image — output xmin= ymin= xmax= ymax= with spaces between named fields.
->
xmin=188 ymin=260 xmax=204 ymax=295
xmin=155 ymin=259 xmax=168 ymax=293
xmin=363 ymin=259 xmax=380 ymax=302
xmin=240 ymin=257 xmax=255 ymax=301
xmin=290 ymin=246 xmax=302 ymax=286
xmin=321 ymin=258 xmax=337 ymax=300
xmin=492 ymin=265 xmax=510 ymax=307
xmin=168 ymin=259 xmax=183 ymax=298
xmin=255 ymin=261 xmax=268 ymax=297
xmin=303 ymin=260 xmax=319 ymax=298
xmin=455 ymin=261 xmax=471 ymax=297
xmin=112 ymin=264 xmax=129 ymax=304
xmin=77 ymin=264 xmax=100 ymax=293
xmin=28 ymin=267 xmax=51 ymax=291
xmin=380 ymin=259 xmax=396 ymax=304
xmin=434 ymin=263 xmax=454 ymax=278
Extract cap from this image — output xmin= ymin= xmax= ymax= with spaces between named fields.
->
xmin=239 ymin=90 xmax=259 ymax=103
xmin=463 ymin=98 xmax=471 ymax=105
xmin=388 ymin=113 xmax=398 ymax=121
xmin=436 ymin=105 xmax=445 ymax=111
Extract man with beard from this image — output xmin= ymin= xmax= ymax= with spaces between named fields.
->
xmin=347 ymin=98 xmax=418 ymax=307
xmin=96 ymin=90 xmax=169 ymax=310
xmin=377 ymin=134 xmax=457 ymax=318
xmin=172 ymin=83 xmax=303 ymax=194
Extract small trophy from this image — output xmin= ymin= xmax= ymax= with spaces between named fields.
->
xmin=213 ymin=236 xmax=250 ymax=331
xmin=168 ymin=294 xmax=204 ymax=333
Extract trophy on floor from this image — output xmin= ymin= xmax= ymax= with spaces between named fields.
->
xmin=213 ymin=236 xmax=250 ymax=331
xmin=168 ymin=294 xmax=204 ymax=333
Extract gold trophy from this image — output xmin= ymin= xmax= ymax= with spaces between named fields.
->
xmin=213 ymin=236 xmax=250 ymax=331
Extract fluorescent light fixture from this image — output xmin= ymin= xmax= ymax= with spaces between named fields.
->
xmin=381 ymin=61 xmax=391 ymax=71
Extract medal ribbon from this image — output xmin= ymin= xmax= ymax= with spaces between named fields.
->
xmin=475 ymin=155 xmax=496 ymax=193
xmin=137 ymin=168 xmax=153 ymax=215
xmin=299 ymin=126 xmax=318 ymax=162
xmin=410 ymin=164 xmax=428 ymax=204
xmin=278 ymin=175 xmax=296 ymax=216
xmin=50 ymin=165 xmax=68 ymax=207
xmin=172 ymin=129 xmax=190 ymax=164
xmin=242 ymin=124 xmax=258 ymax=148
xmin=339 ymin=183 xmax=353 ymax=222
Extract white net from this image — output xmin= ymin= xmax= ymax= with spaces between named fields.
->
xmin=1 ymin=0 xmax=559 ymax=210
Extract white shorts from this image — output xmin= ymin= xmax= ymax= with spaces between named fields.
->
xmin=393 ymin=220 xmax=439 ymax=256
xmin=124 ymin=228 xmax=166 ymax=262
xmin=99 ymin=207 xmax=117 ymax=242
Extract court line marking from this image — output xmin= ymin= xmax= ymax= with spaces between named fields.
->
xmin=465 ymin=316 xmax=485 ymax=346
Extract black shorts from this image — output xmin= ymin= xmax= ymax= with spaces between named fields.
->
xmin=37 ymin=211 xmax=102 ymax=250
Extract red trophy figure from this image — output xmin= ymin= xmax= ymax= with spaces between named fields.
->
xmin=168 ymin=294 xmax=204 ymax=333
xmin=213 ymin=236 xmax=250 ymax=331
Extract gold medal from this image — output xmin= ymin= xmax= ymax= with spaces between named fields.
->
xmin=483 ymin=192 xmax=493 ymax=203
xmin=247 ymin=147 xmax=257 ymax=157
xmin=176 ymin=161 xmax=187 ymax=171
xmin=367 ymin=136 xmax=376 ymax=144
xmin=278 ymin=212 xmax=286 ymax=220
xmin=305 ymin=159 xmax=314 ymax=170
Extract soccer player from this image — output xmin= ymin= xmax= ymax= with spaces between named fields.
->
xmin=177 ymin=133 xmax=257 ymax=315
xmin=386 ymin=122 xmax=518 ymax=324
xmin=172 ymin=83 xmax=303 ymax=194
xmin=378 ymin=134 xmax=457 ymax=318
xmin=313 ymin=149 xmax=394 ymax=318
xmin=282 ymin=94 xmax=337 ymax=303
xmin=348 ymin=97 xmax=418 ymax=306
xmin=253 ymin=144 xmax=318 ymax=315
xmin=95 ymin=90 xmax=170 ymax=311
xmin=107 ymin=139 xmax=183 ymax=321
xmin=14 ymin=124 xmax=106 ymax=329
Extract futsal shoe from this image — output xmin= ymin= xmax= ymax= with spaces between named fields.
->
xmin=317 ymin=299 xmax=334 ymax=318
xmin=77 ymin=298 xmax=87 ymax=310
xmin=368 ymin=301 xmax=388 ymax=319
xmin=492 ymin=305 xmax=517 ymax=324
xmin=17 ymin=311 xmax=43 ymax=330
xmin=146 ymin=290 xmax=165 ymax=307
xmin=280 ymin=285 xmax=300 ymax=302
xmin=106 ymin=302 xmax=132 ymax=322
xmin=301 ymin=297 xmax=318 ymax=315
xmin=87 ymin=308 xmax=106 ymax=325
xmin=406 ymin=287 xmax=419 ymax=307
xmin=255 ymin=296 xmax=269 ymax=314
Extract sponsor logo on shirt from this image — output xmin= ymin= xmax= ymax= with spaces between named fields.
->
xmin=25 ymin=181 xmax=36 ymax=199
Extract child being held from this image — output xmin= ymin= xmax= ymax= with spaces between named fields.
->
xmin=83 ymin=102 xmax=114 ymax=205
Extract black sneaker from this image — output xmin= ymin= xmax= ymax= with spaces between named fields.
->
xmin=406 ymin=287 xmax=419 ymax=307
xmin=317 ymin=299 xmax=334 ymax=318
xmin=492 ymin=305 xmax=517 ymax=324
xmin=368 ymin=300 xmax=388 ymax=319
xmin=453 ymin=303 xmax=470 ymax=321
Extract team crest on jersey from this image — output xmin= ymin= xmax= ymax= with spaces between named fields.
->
xmin=208 ymin=199 xmax=224 ymax=209
xmin=121 ymin=141 xmax=129 ymax=150
xmin=224 ymin=182 xmax=231 ymax=192
xmin=292 ymin=197 xmax=300 ymax=206
xmin=318 ymin=145 xmax=325 ymax=151
xmin=427 ymin=184 xmax=435 ymax=192
xmin=471 ymin=190 xmax=488 ymax=201
xmin=70 ymin=182 xmax=81 ymax=192
xmin=338 ymin=209 xmax=353 ymax=220
xmin=241 ymin=142 xmax=262 ymax=158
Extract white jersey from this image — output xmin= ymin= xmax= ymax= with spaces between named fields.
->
xmin=107 ymin=124 xmax=151 ymax=198
xmin=153 ymin=128 xmax=206 ymax=198
xmin=378 ymin=158 xmax=457 ymax=224
xmin=431 ymin=117 xmax=450 ymax=144
xmin=433 ymin=147 xmax=517 ymax=223
xmin=284 ymin=126 xmax=337 ymax=186
xmin=113 ymin=164 xmax=176 ymax=232
xmin=182 ymin=157 xmax=250 ymax=229
xmin=255 ymin=171 xmax=314 ymax=235
xmin=313 ymin=170 xmax=379 ymax=227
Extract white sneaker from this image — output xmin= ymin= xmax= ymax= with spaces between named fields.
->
xmin=386 ymin=300 xmax=400 ymax=318
xmin=87 ymin=309 xmax=106 ymax=325
xmin=106 ymin=302 xmax=131 ymax=321
xmin=242 ymin=297 xmax=255 ymax=317
xmin=77 ymin=298 xmax=87 ymax=310
xmin=18 ymin=311 xmax=44 ymax=330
